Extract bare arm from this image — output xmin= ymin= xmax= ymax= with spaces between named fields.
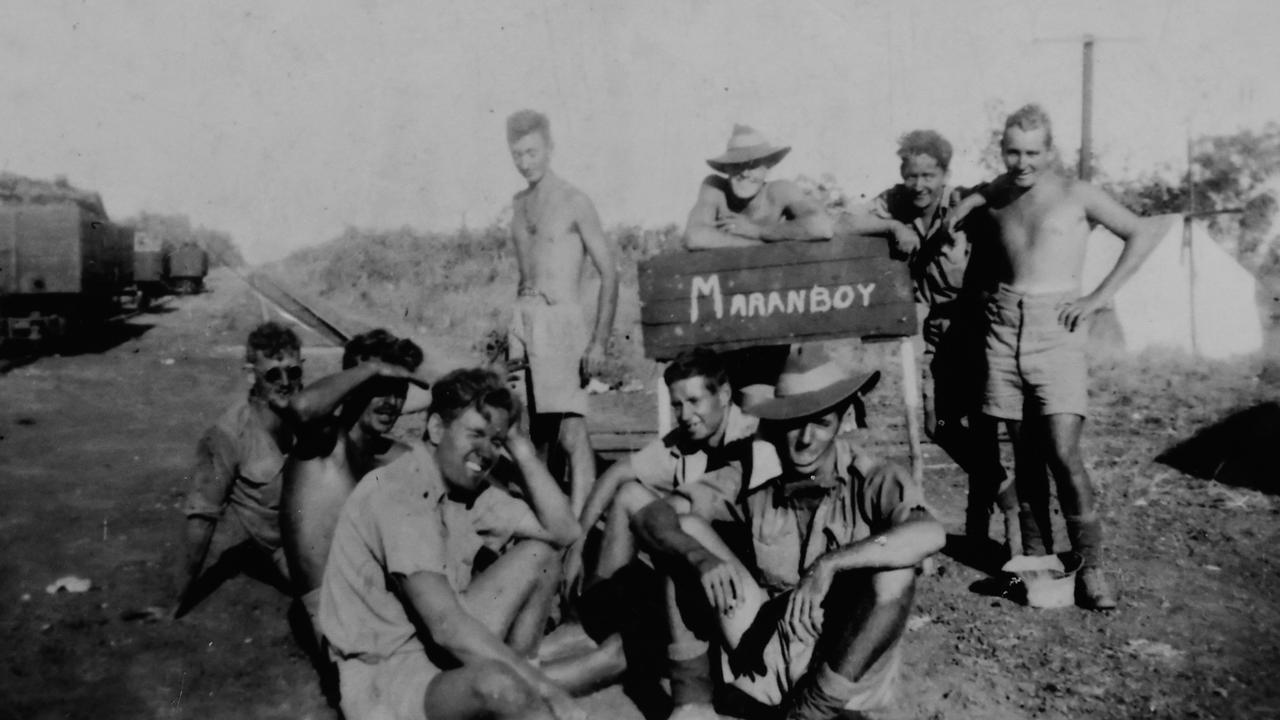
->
xmin=505 ymin=430 xmax=581 ymax=547
xmin=173 ymin=431 xmax=237 ymax=612
xmin=1059 ymin=184 xmax=1165 ymax=331
xmin=576 ymin=454 xmax=638 ymax=531
xmin=397 ymin=570 xmax=566 ymax=702
xmin=288 ymin=361 xmax=428 ymax=425
xmin=574 ymin=192 xmax=619 ymax=367
xmin=683 ymin=179 xmax=762 ymax=249
xmin=753 ymin=181 xmax=834 ymax=242
xmin=814 ymin=507 xmax=944 ymax=575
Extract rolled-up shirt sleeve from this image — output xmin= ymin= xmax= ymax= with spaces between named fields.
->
xmin=182 ymin=427 xmax=238 ymax=521
xmin=864 ymin=461 xmax=931 ymax=532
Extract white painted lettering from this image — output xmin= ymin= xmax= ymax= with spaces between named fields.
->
xmin=729 ymin=293 xmax=747 ymax=317
xmin=810 ymin=285 xmax=831 ymax=313
xmin=747 ymin=292 xmax=767 ymax=317
xmin=832 ymin=285 xmax=856 ymax=309
xmin=766 ymin=291 xmax=785 ymax=316
xmin=857 ymin=282 xmax=876 ymax=306
xmin=689 ymin=274 xmax=723 ymax=323
xmin=786 ymin=289 xmax=806 ymax=313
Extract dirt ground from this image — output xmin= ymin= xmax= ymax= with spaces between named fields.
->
xmin=3 ymin=270 xmax=1280 ymax=719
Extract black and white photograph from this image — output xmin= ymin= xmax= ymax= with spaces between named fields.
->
xmin=2 ymin=2 xmax=1278 ymax=719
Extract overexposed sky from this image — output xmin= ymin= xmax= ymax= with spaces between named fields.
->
xmin=2 ymin=0 xmax=1277 ymax=263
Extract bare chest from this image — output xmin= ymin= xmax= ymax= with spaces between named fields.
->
xmin=991 ymin=190 xmax=1087 ymax=255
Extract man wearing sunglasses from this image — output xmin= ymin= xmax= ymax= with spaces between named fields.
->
xmin=172 ymin=321 xmax=305 ymax=618
xmin=281 ymin=329 xmax=428 ymax=647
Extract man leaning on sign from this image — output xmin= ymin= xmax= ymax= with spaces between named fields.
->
xmin=682 ymin=124 xmax=835 ymax=402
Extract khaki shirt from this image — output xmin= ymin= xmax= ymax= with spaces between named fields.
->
xmin=677 ymin=437 xmax=928 ymax=595
xmin=319 ymin=444 xmax=535 ymax=662
xmin=630 ymin=404 xmax=764 ymax=495
xmin=871 ymin=185 xmax=972 ymax=311
xmin=182 ymin=395 xmax=288 ymax=551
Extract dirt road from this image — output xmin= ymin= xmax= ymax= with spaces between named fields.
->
xmin=3 ymin=272 xmax=1279 ymax=719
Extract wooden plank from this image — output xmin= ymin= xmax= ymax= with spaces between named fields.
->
xmin=637 ymin=239 xmax=917 ymax=360
xmin=639 ymin=233 xmax=889 ymax=297
xmin=640 ymin=260 xmax=912 ymax=322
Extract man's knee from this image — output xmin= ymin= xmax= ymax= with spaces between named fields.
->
xmin=676 ymin=513 xmax=714 ymax=542
xmin=467 ymin=661 xmax=540 ymax=715
xmin=612 ymin=479 xmax=656 ymax=517
xmin=870 ymin=568 xmax=916 ymax=604
xmin=510 ymin=538 xmax=562 ymax=575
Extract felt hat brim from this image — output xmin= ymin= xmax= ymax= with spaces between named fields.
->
xmin=745 ymin=370 xmax=880 ymax=421
xmin=706 ymin=145 xmax=791 ymax=173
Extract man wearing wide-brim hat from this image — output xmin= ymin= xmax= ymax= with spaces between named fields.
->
xmin=683 ymin=124 xmax=837 ymax=405
xmin=635 ymin=346 xmax=944 ymax=720
xmin=683 ymin=124 xmax=834 ymax=250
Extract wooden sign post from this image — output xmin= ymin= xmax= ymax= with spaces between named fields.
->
xmin=638 ymin=233 xmax=924 ymax=479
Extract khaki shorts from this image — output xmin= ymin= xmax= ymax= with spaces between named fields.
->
xmin=982 ymin=284 xmax=1088 ymax=420
xmin=336 ymin=652 xmax=437 ymax=720
xmin=509 ymin=296 xmax=589 ymax=416
xmin=721 ymin=591 xmax=900 ymax=712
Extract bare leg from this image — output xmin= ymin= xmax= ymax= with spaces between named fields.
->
xmin=462 ymin=540 xmax=561 ymax=655
xmin=424 ymin=660 xmax=555 ymax=720
xmin=588 ymin=480 xmax=658 ymax=588
xmin=786 ymin=569 xmax=916 ymax=720
xmin=541 ymin=633 xmax=627 ymax=697
xmin=1041 ymin=414 xmax=1101 ymax=564
xmin=1006 ymin=418 xmax=1053 ymax=556
xmin=559 ymin=415 xmax=596 ymax=519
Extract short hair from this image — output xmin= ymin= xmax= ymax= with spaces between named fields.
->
xmin=245 ymin=321 xmax=300 ymax=363
xmin=342 ymin=328 xmax=424 ymax=372
xmin=430 ymin=367 xmax=516 ymax=425
xmin=506 ymin=109 xmax=551 ymax=145
xmin=1003 ymin=103 xmax=1054 ymax=148
xmin=663 ymin=347 xmax=729 ymax=393
xmin=897 ymin=129 xmax=952 ymax=171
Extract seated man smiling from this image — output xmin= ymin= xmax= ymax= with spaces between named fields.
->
xmin=635 ymin=347 xmax=944 ymax=720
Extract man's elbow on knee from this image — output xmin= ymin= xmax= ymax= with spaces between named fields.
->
xmin=872 ymin=568 xmax=916 ymax=603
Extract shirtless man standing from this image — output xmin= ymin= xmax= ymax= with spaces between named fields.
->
xmin=953 ymin=104 xmax=1163 ymax=609
xmin=683 ymin=124 xmax=834 ymax=401
xmin=281 ymin=328 xmax=426 ymax=637
xmin=507 ymin=109 xmax=619 ymax=517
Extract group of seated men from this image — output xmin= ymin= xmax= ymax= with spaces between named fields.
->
xmin=169 ymin=100 xmax=1166 ymax=720
xmin=171 ymin=318 xmax=941 ymax=720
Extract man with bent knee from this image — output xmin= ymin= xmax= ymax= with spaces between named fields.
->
xmin=950 ymin=103 xmax=1163 ymax=609
xmin=318 ymin=368 xmax=590 ymax=720
xmin=567 ymin=347 xmax=772 ymax=696
xmin=635 ymin=347 xmax=944 ymax=720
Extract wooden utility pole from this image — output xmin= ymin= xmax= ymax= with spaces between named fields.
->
xmin=1034 ymin=34 xmax=1139 ymax=180
xmin=1080 ymin=35 xmax=1095 ymax=180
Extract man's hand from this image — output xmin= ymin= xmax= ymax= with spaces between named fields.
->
xmin=1058 ymin=292 xmax=1105 ymax=332
xmin=784 ymin=560 xmax=833 ymax=643
xmin=368 ymin=360 xmax=431 ymax=389
xmin=715 ymin=213 xmax=763 ymax=240
xmin=543 ymin=687 xmax=588 ymax=720
xmin=694 ymin=552 xmax=746 ymax=616
xmin=581 ymin=341 xmax=607 ymax=379
xmin=891 ymin=222 xmax=920 ymax=255
xmin=947 ymin=193 xmax=986 ymax=235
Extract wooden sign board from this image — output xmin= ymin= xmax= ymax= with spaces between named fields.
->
xmin=638 ymin=234 xmax=916 ymax=360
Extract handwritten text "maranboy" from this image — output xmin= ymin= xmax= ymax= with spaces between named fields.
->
xmin=689 ymin=275 xmax=878 ymax=323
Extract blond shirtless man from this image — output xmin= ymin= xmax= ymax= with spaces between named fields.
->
xmin=952 ymin=104 xmax=1163 ymax=610
xmin=507 ymin=110 xmax=619 ymax=517
xmin=281 ymin=329 xmax=427 ymax=639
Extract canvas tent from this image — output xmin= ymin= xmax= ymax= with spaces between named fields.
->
xmin=1083 ymin=213 xmax=1264 ymax=359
